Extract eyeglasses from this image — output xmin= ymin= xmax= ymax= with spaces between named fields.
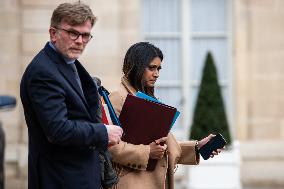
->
xmin=55 ymin=27 xmax=93 ymax=43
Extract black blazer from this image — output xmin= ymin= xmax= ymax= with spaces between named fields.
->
xmin=20 ymin=43 xmax=108 ymax=189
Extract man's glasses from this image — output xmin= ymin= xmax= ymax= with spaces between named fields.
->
xmin=55 ymin=27 xmax=93 ymax=43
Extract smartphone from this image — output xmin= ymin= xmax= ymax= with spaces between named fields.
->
xmin=199 ymin=133 xmax=227 ymax=160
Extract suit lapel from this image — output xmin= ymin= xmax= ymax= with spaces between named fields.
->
xmin=43 ymin=43 xmax=89 ymax=108
xmin=58 ymin=63 xmax=89 ymax=105
xmin=75 ymin=61 xmax=101 ymax=121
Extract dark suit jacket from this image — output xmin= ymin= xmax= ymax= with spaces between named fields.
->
xmin=20 ymin=43 xmax=108 ymax=189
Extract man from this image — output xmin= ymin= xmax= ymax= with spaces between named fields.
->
xmin=20 ymin=2 xmax=122 ymax=189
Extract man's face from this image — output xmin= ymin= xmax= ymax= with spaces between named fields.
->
xmin=49 ymin=20 xmax=92 ymax=60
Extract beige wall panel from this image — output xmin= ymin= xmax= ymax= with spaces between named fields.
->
xmin=241 ymin=140 xmax=284 ymax=158
xmin=5 ymin=108 xmax=22 ymax=127
xmin=248 ymin=0 xmax=278 ymax=9
xmin=242 ymin=160 xmax=284 ymax=187
xmin=278 ymin=0 xmax=284 ymax=9
xmin=20 ymin=0 xmax=117 ymax=8
xmin=6 ymin=76 xmax=20 ymax=96
xmin=119 ymin=10 xmax=140 ymax=29
xmin=22 ymin=9 xmax=52 ymax=31
xmin=21 ymin=126 xmax=28 ymax=144
xmin=5 ymin=165 xmax=17 ymax=180
xmin=119 ymin=0 xmax=140 ymax=9
xmin=280 ymin=121 xmax=284 ymax=138
xmin=0 ymin=56 xmax=19 ymax=90
xmin=0 ymin=64 xmax=20 ymax=79
xmin=120 ymin=30 xmax=142 ymax=52
xmin=0 ymin=75 xmax=22 ymax=145
xmin=250 ymin=98 xmax=283 ymax=118
xmin=0 ymin=82 xmax=4 ymax=92
xmin=250 ymin=12 xmax=284 ymax=52
xmin=251 ymin=51 xmax=284 ymax=75
xmin=0 ymin=54 xmax=18 ymax=68
xmin=22 ymin=32 xmax=49 ymax=55
xmin=83 ymin=31 xmax=121 ymax=58
xmin=2 ymin=123 xmax=19 ymax=144
xmin=1 ymin=0 xmax=19 ymax=10
xmin=0 ymin=32 xmax=19 ymax=54
xmin=234 ymin=0 xmax=251 ymax=140
xmin=245 ymin=0 xmax=284 ymax=141
xmin=82 ymin=53 xmax=122 ymax=91
xmin=249 ymin=118 xmax=280 ymax=139
xmin=98 ymin=76 xmax=122 ymax=92
xmin=250 ymin=79 xmax=284 ymax=99
xmin=118 ymin=0 xmax=141 ymax=51
xmin=21 ymin=0 xmax=73 ymax=6
xmin=0 ymin=10 xmax=20 ymax=31
xmin=79 ymin=32 xmax=122 ymax=83
xmin=0 ymin=73 xmax=19 ymax=94
xmin=0 ymin=108 xmax=19 ymax=125
xmin=92 ymin=2 xmax=120 ymax=30
xmin=241 ymin=138 xmax=284 ymax=189
xmin=81 ymin=57 xmax=121 ymax=77
xmin=21 ymin=55 xmax=34 ymax=73
xmin=85 ymin=55 xmax=122 ymax=78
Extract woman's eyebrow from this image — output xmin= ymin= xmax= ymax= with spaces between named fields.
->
xmin=149 ymin=65 xmax=158 ymax=67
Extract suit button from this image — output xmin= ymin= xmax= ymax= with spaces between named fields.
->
xmin=89 ymin=146 xmax=96 ymax=150
xmin=132 ymin=164 xmax=136 ymax=168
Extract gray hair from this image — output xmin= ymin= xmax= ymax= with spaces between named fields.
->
xmin=50 ymin=2 xmax=96 ymax=28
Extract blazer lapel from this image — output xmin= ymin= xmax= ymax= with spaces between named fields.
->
xmin=58 ymin=63 xmax=89 ymax=104
xmin=75 ymin=61 xmax=101 ymax=122
xmin=43 ymin=43 xmax=89 ymax=107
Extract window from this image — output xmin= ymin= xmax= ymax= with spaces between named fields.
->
xmin=142 ymin=0 xmax=233 ymax=140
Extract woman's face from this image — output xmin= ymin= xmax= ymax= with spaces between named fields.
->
xmin=142 ymin=57 xmax=162 ymax=88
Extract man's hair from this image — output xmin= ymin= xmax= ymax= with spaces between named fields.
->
xmin=123 ymin=42 xmax=163 ymax=97
xmin=50 ymin=2 xmax=96 ymax=28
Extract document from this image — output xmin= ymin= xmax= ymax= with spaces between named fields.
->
xmin=119 ymin=94 xmax=177 ymax=170
xmin=101 ymin=103 xmax=113 ymax=125
xmin=136 ymin=91 xmax=180 ymax=129
xmin=98 ymin=86 xmax=121 ymax=127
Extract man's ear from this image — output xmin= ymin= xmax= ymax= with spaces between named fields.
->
xmin=49 ymin=27 xmax=57 ymax=42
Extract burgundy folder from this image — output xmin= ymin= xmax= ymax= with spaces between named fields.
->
xmin=119 ymin=94 xmax=177 ymax=171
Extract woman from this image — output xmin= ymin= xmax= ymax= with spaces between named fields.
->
xmin=108 ymin=42 xmax=219 ymax=189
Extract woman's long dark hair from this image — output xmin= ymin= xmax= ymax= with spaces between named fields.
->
xmin=122 ymin=42 xmax=163 ymax=97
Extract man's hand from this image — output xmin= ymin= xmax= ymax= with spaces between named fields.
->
xmin=149 ymin=137 xmax=167 ymax=159
xmin=198 ymin=134 xmax=224 ymax=158
xmin=105 ymin=125 xmax=123 ymax=145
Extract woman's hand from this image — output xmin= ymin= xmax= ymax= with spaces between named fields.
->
xmin=198 ymin=134 xmax=224 ymax=158
xmin=149 ymin=137 xmax=167 ymax=159
xmin=198 ymin=134 xmax=215 ymax=149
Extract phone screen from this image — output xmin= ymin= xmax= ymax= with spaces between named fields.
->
xmin=199 ymin=133 xmax=227 ymax=160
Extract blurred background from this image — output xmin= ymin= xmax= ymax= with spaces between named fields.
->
xmin=0 ymin=0 xmax=284 ymax=188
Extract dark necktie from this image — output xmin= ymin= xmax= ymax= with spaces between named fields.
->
xmin=70 ymin=63 xmax=84 ymax=95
